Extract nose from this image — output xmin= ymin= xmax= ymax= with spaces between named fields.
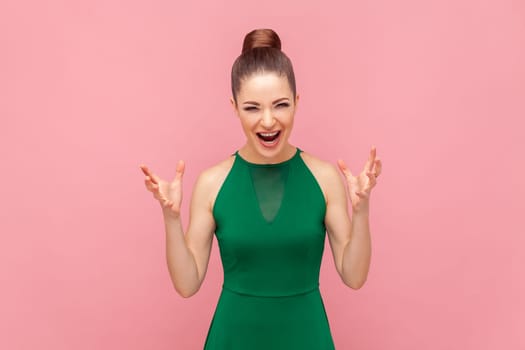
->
xmin=261 ymin=109 xmax=276 ymax=129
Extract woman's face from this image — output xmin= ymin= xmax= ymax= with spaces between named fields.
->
xmin=230 ymin=72 xmax=299 ymax=163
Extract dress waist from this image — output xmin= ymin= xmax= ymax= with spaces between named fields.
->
xmin=222 ymin=283 xmax=320 ymax=298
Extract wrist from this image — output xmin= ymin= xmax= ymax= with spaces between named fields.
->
xmin=162 ymin=206 xmax=181 ymax=220
xmin=352 ymin=204 xmax=370 ymax=217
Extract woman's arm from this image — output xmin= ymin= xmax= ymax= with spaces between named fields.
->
xmin=164 ymin=169 xmax=216 ymax=298
xmin=299 ymin=152 xmax=371 ymax=289
xmin=323 ymin=164 xmax=371 ymax=290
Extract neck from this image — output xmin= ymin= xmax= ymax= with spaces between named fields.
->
xmin=239 ymin=143 xmax=296 ymax=164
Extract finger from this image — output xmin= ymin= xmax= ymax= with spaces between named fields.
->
xmin=366 ymin=146 xmax=377 ymax=173
xmin=144 ymin=178 xmax=155 ymax=191
xmin=365 ymin=176 xmax=376 ymax=191
xmin=173 ymin=160 xmax=185 ymax=182
xmin=337 ymin=159 xmax=353 ymax=179
xmin=140 ymin=165 xmax=160 ymax=184
xmin=144 ymin=176 xmax=159 ymax=190
xmin=366 ymin=171 xmax=377 ymax=182
xmin=144 ymin=176 xmax=158 ymax=188
xmin=375 ymin=159 xmax=382 ymax=177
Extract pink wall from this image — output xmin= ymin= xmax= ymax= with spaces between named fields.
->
xmin=2 ymin=0 xmax=524 ymax=349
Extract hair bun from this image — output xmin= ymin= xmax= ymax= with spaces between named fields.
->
xmin=241 ymin=28 xmax=282 ymax=54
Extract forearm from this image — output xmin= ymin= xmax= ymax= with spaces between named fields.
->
xmin=162 ymin=210 xmax=200 ymax=297
xmin=342 ymin=209 xmax=371 ymax=289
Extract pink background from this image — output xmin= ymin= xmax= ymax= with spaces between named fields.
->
xmin=2 ymin=0 xmax=524 ymax=349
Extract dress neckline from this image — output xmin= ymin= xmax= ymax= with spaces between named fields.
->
xmin=235 ymin=147 xmax=301 ymax=167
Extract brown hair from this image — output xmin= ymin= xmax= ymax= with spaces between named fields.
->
xmin=231 ymin=28 xmax=297 ymax=105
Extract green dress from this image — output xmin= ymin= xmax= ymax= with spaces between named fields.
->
xmin=203 ymin=147 xmax=336 ymax=349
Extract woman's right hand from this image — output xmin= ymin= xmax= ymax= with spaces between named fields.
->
xmin=139 ymin=160 xmax=185 ymax=217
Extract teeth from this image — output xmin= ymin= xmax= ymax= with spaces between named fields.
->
xmin=259 ymin=131 xmax=279 ymax=137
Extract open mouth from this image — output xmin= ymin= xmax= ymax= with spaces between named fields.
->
xmin=256 ymin=130 xmax=281 ymax=142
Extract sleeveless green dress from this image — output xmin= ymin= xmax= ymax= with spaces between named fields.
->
xmin=204 ymin=147 xmax=336 ymax=349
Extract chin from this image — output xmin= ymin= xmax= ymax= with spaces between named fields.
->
xmin=253 ymin=130 xmax=287 ymax=155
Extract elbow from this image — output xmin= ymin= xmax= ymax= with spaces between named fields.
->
xmin=340 ymin=264 xmax=369 ymax=290
xmin=169 ymin=269 xmax=203 ymax=298
xmin=177 ymin=288 xmax=197 ymax=298
xmin=342 ymin=275 xmax=367 ymax=290
xmin=178 ymin=290 xmax=193 ymax=298
xmin=175 ymin=284 xmax=200 ymax=298
xmin=345 ymin=280 xmax=366 ymax=290
xmin=351 ymin=280 xmax=366 ymax=290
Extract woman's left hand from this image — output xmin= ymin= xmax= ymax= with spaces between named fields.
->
xmin=337 ymin=146 xmax=382 ymax=213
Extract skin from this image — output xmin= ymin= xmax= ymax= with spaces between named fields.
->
xmin=139 ymin=71 xmax=382 ymax=296
xmin=232 ymin=72 xmax=298 ymax=164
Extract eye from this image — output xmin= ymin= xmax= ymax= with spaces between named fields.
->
xmin=277 ymin=103 xmax=289 ymax=108
xmin=243 ymin=106 xmax=257 ymax=111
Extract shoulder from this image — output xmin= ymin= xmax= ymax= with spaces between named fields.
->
xmin=199 ymin=155 xmax=235 ymax=186
xmin=299 ymin=150 xmax=344 ymax=203
xmin=194 ymin=154 xmax=236 ymax=210
xmin=299 ymin=150 xmax=339 ymax=177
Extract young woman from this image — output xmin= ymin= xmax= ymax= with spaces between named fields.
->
xmin=140 ymin=28 xmax=381 ymax=349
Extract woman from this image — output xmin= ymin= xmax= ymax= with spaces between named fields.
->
xmin=140 ymin=28 xmax=381 ymax=349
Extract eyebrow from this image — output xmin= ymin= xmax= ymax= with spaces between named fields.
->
xmin=242 ymin=97 xmax=289 ymax=105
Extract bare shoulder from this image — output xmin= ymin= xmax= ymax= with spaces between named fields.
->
xmin=195 ymin=154 xmax=236 ymax=211
xmin=199 ymin=155 xmax=235 ymax=185
xmin=299 ymin=150 xmax=343 ymax=203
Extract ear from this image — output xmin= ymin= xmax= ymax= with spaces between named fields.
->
xmin=230 ymin=97 xmax=239 ymax=117
xmin=230 ymin=97 xmax=237 ymax=109
xmin=295 ymin=93 xmax=300 ymax=108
